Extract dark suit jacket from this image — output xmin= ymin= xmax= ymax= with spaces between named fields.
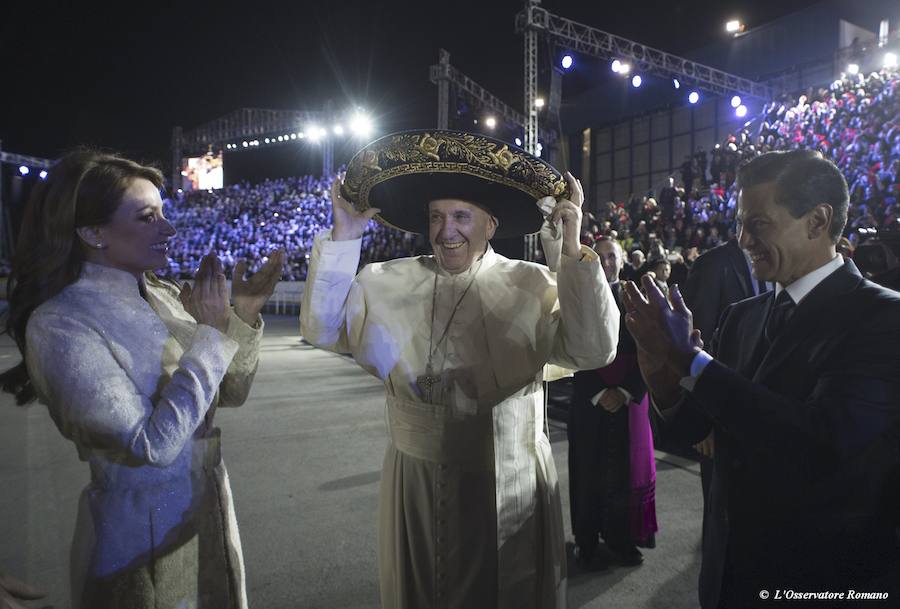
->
xmin=681 ymin=240 xmax=755 ymax=344
xmin=667 ymin=260 xmax=900 ymax=608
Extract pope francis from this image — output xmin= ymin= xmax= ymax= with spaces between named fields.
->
xmin=301 ymin=130 xmax=619 ymax=609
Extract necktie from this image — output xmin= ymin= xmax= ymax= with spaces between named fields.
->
xmin=765 ymin=290 xmax=795 ymax=342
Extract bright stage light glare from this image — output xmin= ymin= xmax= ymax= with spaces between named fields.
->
xmin=307 ymin=126 xmax=323 ymax=142
xmin=349 ymin=113 xmax=373 ymax=137
xmin=726 ymin=20 xmax=742 ymax=33
xmin=290 ymin=133 xmax=297 ymax=140
xmin=535 ymin=97 xmax=545 ymax=108
xmin=298 ymin=132 xmax=305 ymax=138
xmin=18 ymin=166 xmax=29 ymax=175
xmin=333 ymin=125 xmax=344 ymax=135
xmin=735 ymin=104 xmax=748 ymax=118
xmin=731 ymin=95 xmax=742 ymax=108
xmin=485 ymin=117 xmax=497 ymax=129
xmin=673 ymin=79 xmax=680 ymax=89
xmin=39 ymin=170 xmax=48 ymax=179
xmin=265 ymin=138 xmax=270 ymax=143
xmin=619 ymin=62 xmax=631 ymax=75
xmin=885 ymin=53 xmax=898 ymax=69
xmin=847 ymin=63 xmax=860 ymax=75
xmin=611 ymin=59 xmax=622 ymax=73
xmin=632 ymin=75 xmax=642 ymax=88
xmin=278 ymin=136 xmax=284 ymax=142
xmin=688 ymin=91 xmax=700 ymax=104
xmin=242 ymin=141 xmax=249 ymax=147
xmin=515 ymin=137 xmax=522 ymax=146
xmin=561 ymin=54 xmax=574 ymax=70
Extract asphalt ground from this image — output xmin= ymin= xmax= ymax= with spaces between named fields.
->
xmin=0 ymin=314 xmax=703 ymax=609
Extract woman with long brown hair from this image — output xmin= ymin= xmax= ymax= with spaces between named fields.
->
xmin=1 ymin=149 xmax=282 ymax=609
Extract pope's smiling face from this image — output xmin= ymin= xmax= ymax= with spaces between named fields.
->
xmin=428 ymin=199 xmax=498 ymax=274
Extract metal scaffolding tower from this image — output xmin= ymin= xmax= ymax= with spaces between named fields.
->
xmin=429 ymin=51 xmax=526 ymax=128
xmin=522 ymin=0 xmax=541 ymax=260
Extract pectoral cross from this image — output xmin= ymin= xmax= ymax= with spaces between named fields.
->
xmin=416 ymin=364 xmax=441 ymax=403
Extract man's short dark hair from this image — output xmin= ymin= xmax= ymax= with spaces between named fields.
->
xmin=737 ymin=150 xmax=849 ymax=243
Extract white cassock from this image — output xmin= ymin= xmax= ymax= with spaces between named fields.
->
xmin=301 ymin=228 xmax=618 ymax=609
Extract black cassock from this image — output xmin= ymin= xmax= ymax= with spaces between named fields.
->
xmin=567 ymin=283 xmax=649 ymax=552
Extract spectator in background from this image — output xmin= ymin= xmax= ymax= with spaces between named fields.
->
xmin=568 ymin=237 xmax=654 ymax=570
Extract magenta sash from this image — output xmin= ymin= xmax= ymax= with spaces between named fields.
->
xmin=628 ymin=394 xmax=658 ymax=545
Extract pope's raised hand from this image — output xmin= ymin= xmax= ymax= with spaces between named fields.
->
xmin=331 ymin=175 xmax=381 ymax=241
xmin=546 ymin=171 xmax=584 ymax=258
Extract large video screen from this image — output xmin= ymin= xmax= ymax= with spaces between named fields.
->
xmin=181 ymin=150 xmax=224 ymax=191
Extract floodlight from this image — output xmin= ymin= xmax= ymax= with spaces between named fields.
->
xmin=673 ymin=79 xmax=680 ymax=89
xmin=884 ymin=53 xmax=898 ymax=69
xmin=19 ymin=166 xmax=28 ymax=175
xmin=485 ymin=117 xmax=497 ymax=129
xmin=731 ymin=95 xmax=742 ymax=108
xmin=688 ymin=91 xmax=700 ymax=104
xmin=632 ymin=75 xmax=642 ymax=88
xmin=535 ymin=97 xmax=545 ymax=108
xmin=561 ymin=54 xmax=574 ymax=70
xmin=349 ymin=113 xmax=373 ymax=137
xmin=736 ymin=104 xmax=748 ymax=118
xmin=611 ymin=59 xmax=622 ymax=73
xmin=847 ymin=63 xmax=860 ymax=75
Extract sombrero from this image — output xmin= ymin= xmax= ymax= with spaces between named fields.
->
xmin=340 ymin=129 xmax=568 ymax=238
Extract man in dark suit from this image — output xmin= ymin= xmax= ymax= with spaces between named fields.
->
xmin=568 ymin=237 xmax=648 ymax=568
xmin=624 ymin=150 xmax=900 ymax=608
xmin=681 ymin=239 xmax=767 ymax=502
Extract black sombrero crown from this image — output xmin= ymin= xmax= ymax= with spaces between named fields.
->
xmin=340 ymin=129 xmax=568 ymax=237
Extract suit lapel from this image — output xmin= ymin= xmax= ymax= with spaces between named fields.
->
xmin=727 ymin=240 xmax=754 ymax=298
xmin=752 ymin=260 xmax=863 ymax=382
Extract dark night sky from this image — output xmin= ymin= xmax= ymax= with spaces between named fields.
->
xmin=1 ymin=0 xmax=823 ymax=168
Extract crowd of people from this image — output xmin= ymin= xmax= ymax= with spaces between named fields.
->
xmin=583 ymin=67 xmax=899 ymax=278
xmin=158 ymin=174 xmax=417 ymax=281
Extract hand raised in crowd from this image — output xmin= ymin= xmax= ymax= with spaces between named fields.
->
xmin=547 ymin=171 xmax=584 ymax=258
xmin=597 ymin=388 xmax=628 ymax=413
xmin=232 ymin=250 xmax=284 ymax=326
xmin=179 ymin=252 xmax=230 ymax=333
xmin=330 ymin=174 xmax=381 ymax=241
xmin=0 ymin=572 xmax=44 ymax=609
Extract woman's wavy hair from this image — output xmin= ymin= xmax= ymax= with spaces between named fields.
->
xmin=0 ymin=149 xmax=163 ymax=404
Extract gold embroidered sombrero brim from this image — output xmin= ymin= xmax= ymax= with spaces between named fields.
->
xmin=341 ymin=130 xmax=568 ymax=237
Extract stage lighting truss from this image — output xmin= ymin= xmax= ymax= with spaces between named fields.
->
xmin=515 ymin=5 xmax=770 ymax=101
xmin=215 ymin=111 xmax=374 ymax=152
